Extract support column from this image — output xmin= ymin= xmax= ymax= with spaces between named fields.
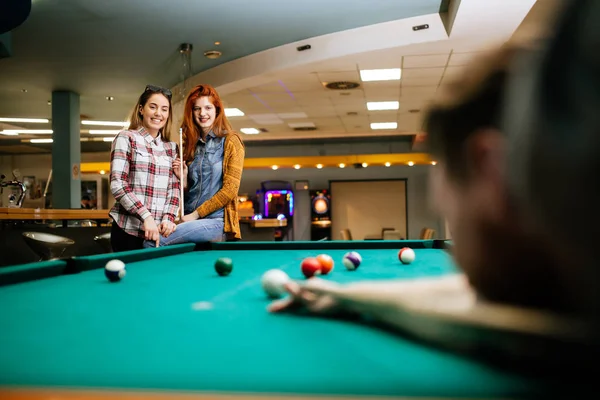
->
xmin=51 ymin=91 xmax=80 ymax=209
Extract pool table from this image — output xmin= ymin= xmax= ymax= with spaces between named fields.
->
xmin=0 ymin=240 xmax=591 ymax=399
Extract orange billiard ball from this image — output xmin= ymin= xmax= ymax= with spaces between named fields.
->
xmin=316 ymin=254 xmax=334 ymax=275
xmin=301 ymin=257 xmax=322 ymax=278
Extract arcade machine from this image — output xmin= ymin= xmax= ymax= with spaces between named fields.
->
xmin=255 ymin=181 xmax=294 ymax=241
xmin=310 ymin=189 xmax=331 ymax=241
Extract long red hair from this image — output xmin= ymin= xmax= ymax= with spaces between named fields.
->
xmin=180 ymin=84 xmax=235 ymax=162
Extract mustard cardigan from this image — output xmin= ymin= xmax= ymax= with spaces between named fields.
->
xmin=193 ymin=132 xmax=245 ymax=240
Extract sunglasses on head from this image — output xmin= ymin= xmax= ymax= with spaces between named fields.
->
xmin=145 ymin=84 xmax=172 ymax=99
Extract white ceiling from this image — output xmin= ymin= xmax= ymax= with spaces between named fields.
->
xmin=219 ymin=47 xmax=482 ymax=141
xmin=0 ymin=0 xmax=541 ymax=153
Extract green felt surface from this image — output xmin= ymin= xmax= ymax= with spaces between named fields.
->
xmin=0 ymin=246 xmax=541 ymax=398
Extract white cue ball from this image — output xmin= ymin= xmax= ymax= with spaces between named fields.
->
xmin=104 ymin=259 xmax=126 ymax=282
xmin=398 ymin=248 xmax=416 ymax=264
xmin=261 ymin=269 xmax=290 ymax=299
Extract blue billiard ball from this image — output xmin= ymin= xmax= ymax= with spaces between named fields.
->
xmin=104 ymin=259 xmax=126 ymax=282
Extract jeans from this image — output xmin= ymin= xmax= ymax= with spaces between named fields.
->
xmin=143 ymin=218 xmax=225 ymax=248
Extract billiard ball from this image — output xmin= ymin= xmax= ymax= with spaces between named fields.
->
xmin=342 ymin=251 xmax=361 ymax=271
xmin=104 ymin=259 xmax=126 ymax=282
xmin=261 ymin=269 xmax=290 ymax=299
xmin=316 ymin=254 xmax=334 ymax=275
xmin=398 ymin=247 xmax=416 ymax=264
xmin=215 ymin=257 xmax=233 ymax=276
xmin=301 ymin=257 xmax=322 ymax=278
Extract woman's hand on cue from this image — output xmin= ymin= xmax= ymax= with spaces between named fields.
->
xmin=173 ymin=157 xmax=188 ymax=181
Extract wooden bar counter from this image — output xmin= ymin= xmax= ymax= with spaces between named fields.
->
xmin=0 ymin=207 xmax=109 ymax=221
xmin=0 ymin=207 xmax=111 ymax=229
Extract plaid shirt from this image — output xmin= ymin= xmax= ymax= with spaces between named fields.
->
xmin=109 ymin=127 xmax=180 ymax=238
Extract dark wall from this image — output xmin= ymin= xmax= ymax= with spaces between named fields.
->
xmin=0 ymin=226 xmax=111 ymax=267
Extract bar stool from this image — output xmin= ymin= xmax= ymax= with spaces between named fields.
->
xmin=94 ymin=232 xmax=112 ymax=253
xmin=22 ymin=232 xmax=75 ymax=261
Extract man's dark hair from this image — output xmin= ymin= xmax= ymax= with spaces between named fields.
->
xmin=424 ymin=45 xmax=518 ymax=182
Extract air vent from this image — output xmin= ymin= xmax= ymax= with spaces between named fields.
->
xmin=293 ymin=126 xmax=317 ymax=131
xmin=325 ymin=81 xmax=360 ymax=90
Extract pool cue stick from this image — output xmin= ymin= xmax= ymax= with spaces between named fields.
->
xmin=42 ymin=169 xmax=52 ymax=209
xmin=179 ymin=128 xmax=184 ymax=220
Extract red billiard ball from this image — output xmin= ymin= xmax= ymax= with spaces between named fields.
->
xmin=316 ymin=254 xmax=334 ymax=275
xmin=301 ymin=257 xmax=322 ymax=278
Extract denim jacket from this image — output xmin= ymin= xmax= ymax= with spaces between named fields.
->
xmin=184 ymin=130 xmax=225 ymax=219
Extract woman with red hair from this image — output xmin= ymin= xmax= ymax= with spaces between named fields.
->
xmin=145 ymin=84 xmax=245 ymax=246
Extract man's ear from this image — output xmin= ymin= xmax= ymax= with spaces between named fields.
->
xmin=465 ymin=128 xmax=506 ymax=183
xmin=465 ymin=128 xmax=509 ymax=219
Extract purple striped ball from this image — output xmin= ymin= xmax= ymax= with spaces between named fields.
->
xmin=342 ymin=251 xmax=362 ymax=270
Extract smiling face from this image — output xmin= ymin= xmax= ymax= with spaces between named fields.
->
xmin=139 ymin=93 xmax=170 ymax=137
xmin=193 ymin=96 xmax=217 ymax=133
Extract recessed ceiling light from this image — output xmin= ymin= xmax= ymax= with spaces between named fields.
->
xmin=214 ymin=41 xmax=221 ymax=46
xmin=100 ymin=170 xmax=106 ymax=175
xmin=408 ymin=161 xmax=415 ymax=166
xmin=385 ymin=162 xmax=391 ymax=167
xmin=360 ymin=68 xmax=401 ymax=82
xmin=30 ymin=138 xmax=53 ymax=143
xmin=2 ymin=129 xmax=53 ymax=134
xmin=271 ymin=165 xmax=279 ymax=170
xmin=431 ymin=161 xmax=437 ymax=165
xmin=224 ymin=108 xmax=244 ymax=117
xmin=82 ymin=120 xmax=128 ymax=127
xmin=294 ymin=164 xmax=301 ymax=169
xmin=240 ymin=128 xmax=259 ymax=134
xmin=88 ymin=130 xmax=120 ymax=135
xmin=0 ymin=117 xmax=49 ymax=123
xmin=106 ymin=96 xmax=114 ymax=101
xmin=287 ymin=122 xmax=315 ymax=129
xmin=47 ymin=101 xmax=51 ymax=106
xmin=339 ymin=163 xmax=345 ymax=168
xmin=362 ymin=162 xmax=368 ymax=168
xmin=367 ymin=101 xmax=399 ymax=111
xmin=316 ymin=164 xmax=323 ymax=169
xmin=370 ymin=122 xmax=397 ymax=130
xmin=204 ymin=50 xmax=222 ymax=59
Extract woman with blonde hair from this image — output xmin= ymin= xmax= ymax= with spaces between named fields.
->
xmin=110 ymin=85 xmax=180 ymax=252
xmin=147 ymin=84 xmax=245 ymax=246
